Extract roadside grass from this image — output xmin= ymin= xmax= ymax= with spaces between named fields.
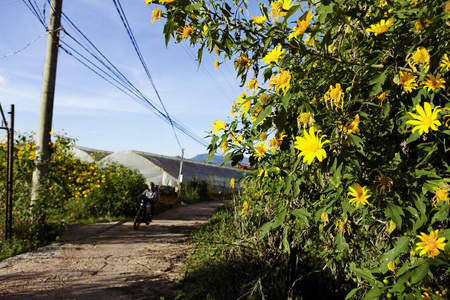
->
xmin=176 ymin=201 xmax=352 ymax=300
xmin=175 ymin=202 xmax=287 ymax=299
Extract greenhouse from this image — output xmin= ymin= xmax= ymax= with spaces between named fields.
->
xmin=70 ymin=145 xmax=112 ymax=162
xmin=72 ymin=146 xmax=243 ymax=189
xmin=101 ymin=150 xmax=243 ymax=188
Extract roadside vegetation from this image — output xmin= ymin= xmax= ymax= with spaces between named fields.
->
xmin=147 ymin=0 xmax=450 ymax=299
xmin=0 ymin=131 xmax=147 ymax=261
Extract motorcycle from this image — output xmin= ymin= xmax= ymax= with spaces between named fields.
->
xmin=133 ymin=198 xmax=152 ymax=230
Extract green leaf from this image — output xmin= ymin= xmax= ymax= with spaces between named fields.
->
xmin=364 ymin=287 xmax=386 ymax=300
xmin=406 ymin=132 xmax=420 ymax=145
xmin=252 ymin=105 xmax=272 ymax=129
xmin=316 ymin=4 xmax=334 ymax=23
xmin=335 ymin=235 xmax=346 ymax=251
xmin=385 ymin=203 xmax=405 ymax=229
xmin=260 ymin=208 xmax=286 ymax=237
xmin=349 ymin=264 xmax=377 ymax=286
xmin=379 ymin=236 xmax=410 ymax=273
xmin=281 ymin=94 xmax=291 ymax=110
xmin=410 ymin=262 xmax=429 ymax=284
xmin=413 ymin=195 xmax=427 ymax=215
xmin=348 ymin=133 xmax=363 ymax=148
xmin=284 ymin=4 xmax=300 ymax=20
xmin=197 ymin=46 xmax=204 ymax=69
xmin=370 ymin=70 xmax=387 ymax=95
xmin=291 ymin=208 xmax=310 ymax=225
xmin=431 ymin=204 xmax=449 ymax=224
xmin=345 ymin=287 xmax=362 ymax=300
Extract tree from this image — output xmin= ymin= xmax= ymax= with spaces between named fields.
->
xmin=147 ymin=0 xmax=450 ymax=298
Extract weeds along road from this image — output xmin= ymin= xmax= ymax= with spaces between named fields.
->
xmin=0 ymin=201 xmax=223 ymax=300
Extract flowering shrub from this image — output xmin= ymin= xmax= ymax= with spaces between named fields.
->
xmin=0 ymin=131 xmax=146 ymax=244
xmin=147 ymin=0 xmax=450 ymax=298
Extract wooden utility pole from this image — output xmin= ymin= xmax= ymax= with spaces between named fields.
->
xmin=31 ymin=0 xmax=63 ymax=202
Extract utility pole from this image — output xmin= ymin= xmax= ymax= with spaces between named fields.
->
xmin=178 ymin=148 xmax=184 ymax=194
xmin=31 ymin=0 xmax=63 ymax=202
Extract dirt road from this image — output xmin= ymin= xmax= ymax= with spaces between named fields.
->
xmin=0 ymin=201 xmax=223 ymax=300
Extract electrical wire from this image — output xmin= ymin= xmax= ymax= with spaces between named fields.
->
xmin=112 ymin=0 xmax=183 ymax=150
xmin=180 ymin=42 xmax=235 ymax=104
xmin=21 ymin=0 xmax=46 ymax=28
xmin=22 ymin=0 xmax=209 ymax=148
xmin=0 ymin=32 xmax=47 ymax=60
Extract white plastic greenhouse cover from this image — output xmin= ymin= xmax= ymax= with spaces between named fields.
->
xmin=69 ymin=147 xmax=95 ymax=163
xmin=99 ymin=150 xmax=243 ymax=188
xmin=100 ymin=150 xmax=178 ymax=186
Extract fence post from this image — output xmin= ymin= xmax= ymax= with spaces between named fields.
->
xmin=6 ymin=105 xmax=14 ymax=240
xmin=1 ymin=103 xmax=14 ymax=240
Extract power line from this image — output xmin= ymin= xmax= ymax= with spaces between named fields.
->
xmin=180 ymin=42 xmax=235 ymax=104
xmin=21 ymin=1 xmax=209 ymax=148
xmin=21 ymin=0 xmax=46 ymax=28
xmin=0 ymin=32 xmax=47 ymax=60
xmin=112 ymin=0 xmax=183 ymax=151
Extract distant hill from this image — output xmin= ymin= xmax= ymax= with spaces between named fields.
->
xmin=190 ymin=153 xmax=249 ymax=165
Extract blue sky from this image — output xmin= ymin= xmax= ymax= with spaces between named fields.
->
xmin=0 ymin=0 xmax=244 ymax=158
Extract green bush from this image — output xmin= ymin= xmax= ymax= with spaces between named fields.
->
xmin=0 ymin=131 xmax=146 ymax=259
xmin=147 ymin=0 xmax=450 ymax=298
xmin=179 ymin=177 xmax=212 ymax=203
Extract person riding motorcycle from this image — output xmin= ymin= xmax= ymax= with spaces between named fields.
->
xmin=139 ymin=182 xmax=158 ymax=224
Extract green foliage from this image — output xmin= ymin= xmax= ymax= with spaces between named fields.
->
xmin=179 ymin=177 xmax=212 ymax=203
xmin=148 ymin=0 xmax=450 ymax=298
xmin=0 ymin=131 xmax=146 ymax=259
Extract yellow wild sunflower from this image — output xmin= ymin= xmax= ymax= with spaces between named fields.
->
xmin=269 ymin=132 xmax=286 ymax=153
xmin=262 ymin=45 xmax=285 ymax=65
xmin=294 ymin=127 xmax=330 ymax=165
xmin=289 ymin=11 xmax=313 ymax=40
xmin=335 ymin=219 xmax=352 ymax=236
xmin=297 ymin=112 xmax=313 ymax=126
xmin=323 ymin=83 xmax=344 ymax=110
xmin=415 ymin=230 xmax=447 ymax=258
xmin=432 ymin=187 xmax=449 ymax=206
xmin=407 ymin=47 xmax=430 ymax=72
xmin=348 ymin=183 xmax=371 ymax=208
xmin=320 ymin=212 xmax=329 ymax=224
xmin=373 ymin=171 xmax=393 ymax=193
xmin=234 ymin=52 xmax=251 ymax=71
xmin=220 ymin=140 xmax=227 ymax=155
xmin=366 ymin=18 xmax=393 ymax=35
xmin=399 ymin=71 xmax=418 ymax=93
xmin=241 ymin=201 xmax=249 ymax=215
xmin=230 ymin=178 xmax=235 ymax=189
xmin=341 ymin=114 xmax=360 ymax=135
xmin=212 ymin=120 xmax=226 ymax=133
xmin=254 ymin=142 xmax=268 ymax=161
xmin=270 ymin=0 xmax=294 ymax=22
xmin=214 ymin=60 xmax=219 ymax=71
xmin=406 ymin=102 xmax=442 ymax=134
xmin=377 ymin=92 xmax=389 ymax=107
xmin=422 ymin=74 xmax=446 ymax=92
xmin=246 ymin=78 xmax=258 ymax=95
xmin=159 ymin=0 xmax=174 ymax=3
xmin=251 ymin=15 xmax=267 ymax=28
xmin=151 ymin=8 xmax=162 ymax=24
xmin=440 ymin=53 xmax=450 ymax=72
xmin=269 ymin=69 xmax=291 ymax=95
xmin=177 ymin=24 xmax=193 ymax=39
xmin=236 ymin=93 xmax=251 ymax=117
